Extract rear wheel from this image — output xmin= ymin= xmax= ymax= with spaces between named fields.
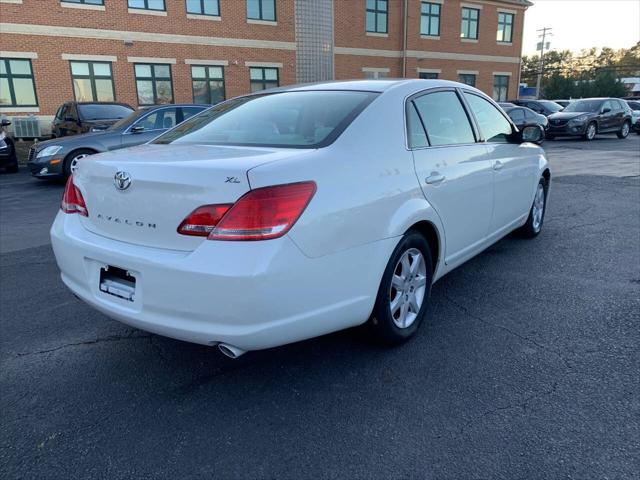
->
xmin=583 ymin=122 xmax=597 ymax=141
xmin=517 ymin=177 xmax=548 ymax=238
xmin=368 ymin=231 xmax=433 ymax=345
xmin=617 ymin=121 xmax=630 ymax=139
xmin=63 ymin=149 xmax=94 ymax=179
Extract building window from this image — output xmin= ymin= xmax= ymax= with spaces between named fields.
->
xmin=420 ymin=2 xmax=441 ymax=37
xmin=249 ymin=67 xmax=279 ymax=92
xmin=461 ymin=7 xmax=479 ymax=39
xmin=497 ymin=12 xmax=514 ymax=43
xmin=493 ymin=75 xmax=509 ymax=101
xmin=186 ymin=0 xmax=219 ymax=16
xmin=128 ymin=0 xmax=165 ymax=11
xmin=134 ymin=64 xmax=173 ymax=105
xmin=247 ymin=0 xmax=276 ymax=21
xmin=62 ymin=0 xmax=105 ymax=4
xmin=191 ymin=65 xmax=225 ymax=104
xmin=458 ymin=73 xmax=476 ymax=87
xmin=363 ymin=69 xmax=388 ymax=79
xmin=419 ymin=71 xmax=438 ymax=79
xmin=0 ymin=58 xmax=38 ymax=107
xmin=366 ymin=0 xmax=388 ymax=34
xmin=70 ymin=61 xmax=114 ymax=102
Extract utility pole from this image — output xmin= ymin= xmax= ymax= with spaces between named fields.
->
xmin=535 ymin=27 xmax=552 ymax=99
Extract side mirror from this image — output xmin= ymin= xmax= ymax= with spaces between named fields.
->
xmin=0 ymin=119 xmax=11 ymax=127
xmin=130 ymin=125 xmax=145 ymax=134
xmin=601 ymin=107 xmax=611 ymax=114
xmin=520 ymin=124 xmax=544 ymax=144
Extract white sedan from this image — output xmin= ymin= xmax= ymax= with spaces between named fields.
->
xmin=51 ymin=80 xmax=549 ymax=358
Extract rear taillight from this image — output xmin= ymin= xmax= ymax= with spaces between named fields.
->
xmin=61 ymin=175 xmax=88 ymax=216
xmin=209 ymin=182 xmax=316 ymax=241
xmin=177 ymin=204 xmax=232 ymax=236
xmin=177 ymin=182 xmax=316 ymax=241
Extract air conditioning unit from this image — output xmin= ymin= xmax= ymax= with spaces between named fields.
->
xmin=12 ymin=115 xmax=41 ymax=139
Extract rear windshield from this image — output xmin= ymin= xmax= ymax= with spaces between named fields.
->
xmin=539 ymin=100 xmax=563 ymax=113
xmin=152 ymin=91 xmax=377 ymax=148
xmin=78 ymin=104 xmax=134 ymax=121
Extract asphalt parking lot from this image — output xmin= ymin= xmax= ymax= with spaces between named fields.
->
xmin=1 ymin=135 xmax=639 ymax=479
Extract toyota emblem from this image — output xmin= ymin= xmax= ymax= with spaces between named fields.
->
xmin=114 ymin=171 xmax=132 ymax=191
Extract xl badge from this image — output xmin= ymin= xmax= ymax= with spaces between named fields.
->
xmin=114 ymin=171 xmax=132 ymax=191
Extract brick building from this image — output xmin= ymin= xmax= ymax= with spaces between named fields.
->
xmin=0 ymin=0 xmax=531 ymax=135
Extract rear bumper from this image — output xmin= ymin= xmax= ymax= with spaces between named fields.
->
xmin=51 ymin=212 xmax=396 ymax=351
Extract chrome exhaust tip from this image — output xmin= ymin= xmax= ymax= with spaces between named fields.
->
xmin=218 ymin=343 xmax=246 ymax=359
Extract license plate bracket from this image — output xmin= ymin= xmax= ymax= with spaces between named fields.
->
xmin=99 ymin=265 xmax=136 ymax=302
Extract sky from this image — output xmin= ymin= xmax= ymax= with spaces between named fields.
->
xmin=522 ymin=0 xmax=640 ymax=55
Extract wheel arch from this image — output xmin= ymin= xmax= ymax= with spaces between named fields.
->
xmin=407 ymin=220 xmax=441 ymax=276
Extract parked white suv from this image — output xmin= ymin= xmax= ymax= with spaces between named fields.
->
xmin=51 ymin=80 xmax=549 ymax=358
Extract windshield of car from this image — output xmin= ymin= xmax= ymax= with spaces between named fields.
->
xmin=539 ymin=100 xmax=563 ymax=113
xmin=152 ymin=91 xmax=377 ymax=148
xmin=563 ymin=100 xmax=603 ymax=113
xmin=78 ymin=104 xmax=134 ymax=121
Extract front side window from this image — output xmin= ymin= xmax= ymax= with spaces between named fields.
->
xmin=0 ymin=58 xmax=38 ymax=107
xmin=247 ymin=0 xmax=276 ymax=21
xmin=420 ymin=2 xmax=440 ymax=36
xmin=62 ymin=0 xmax=105 ymax=5
xmin=191 ymin=65 xmax=225 ymax=104
xmin=153 ymin=90 xmax=377 ymax=148
xmin=249 ymin=67 xmax=279 ymax=92
xmin=461 ymin=7 xmax=479 ymax=39
xmin=366 ymin=0 xmax=388 ymax=33
xmin=128 ymin=0 xmax=165 ymax=11
xmin=134 ymin=64 xmax=173 ymax=105
xmin=497 ymin=12 xmax=514 ymax=42
xmin=133 ymin=107 xmax=178 ymax=131
xmin=186 ymin=0 xmax=219 ymax=16
xmin=464 ymin=92 xmax=512 ymax=143
xmin=458 ymin=73 xmax=476 ymax=87
xmin=412 ymin=91 xmax=475 ymax=146
xmin=70 ymin=61 xmax=114 ymax=102
xmin=493 ymin=75 xmax=510 ymax=102
xmin=508 ymin=108 xmax=524 ymax=123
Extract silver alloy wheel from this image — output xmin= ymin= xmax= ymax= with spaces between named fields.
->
xmin=532 ymin=182 xmax=545 ymax=232
xmin=70 ymin=153 xmax=89 ymax=173
xmin=621 ymin=122 xmax=630 ymax=137
xmin=586 ymin=123 xmax=597 ymax=140
xmin=389 ymin=248 xmax=427 ymax=329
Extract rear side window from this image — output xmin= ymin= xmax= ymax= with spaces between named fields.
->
xmin=509 ymin=108 xmax=524 ymax=123
xmin=406 ymin=102 xmax=428 ymax=148
xmin=153 ymin=90 xmax=377 ymax=148
xmin=412 ymin=91 xmax=475 ymax=146
xmin=464 ymin=92 xmax=512 ymax=143
xmin=524 ymin=109 xmax=537 ymax=120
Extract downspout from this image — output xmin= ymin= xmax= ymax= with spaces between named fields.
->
xmin=516 ymin=4 xmax=530 ymax=100
xmin=402 ymin=0 xmax=408 ymax=77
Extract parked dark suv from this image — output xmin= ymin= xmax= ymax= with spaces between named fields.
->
xmin=0 ymin=118 xmax=18 ymax=173
xmin=546 ymin=98 xmax=633 ymax=140
xmin=510 ymin=99 xmax=564 ymax=116
xmin=51 ymin=101 xmax=134 ymax=138
xmin=30 ymin=104 xmax=209 ymax=179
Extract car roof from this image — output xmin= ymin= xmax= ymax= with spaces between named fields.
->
xmin=259 ymin=79 xmax=470 ymax=94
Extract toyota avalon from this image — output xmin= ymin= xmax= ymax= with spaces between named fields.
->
xmin=51 ymin=80 xmax=549 ymax=358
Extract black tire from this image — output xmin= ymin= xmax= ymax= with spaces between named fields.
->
xmin=6 ymin=162 xmax=18 ymax=173
xmin=63 ymin=148 xmax=95 ymax=179
xmin=582 ymin=122 xmax=597 ymax=141
xmin=616 ymin=121 xmax=631 ymax=139
xmin=517 ymin=177 xmax=548 ymax=238
xmin=368 ymin=231 xmax=433 ymax=345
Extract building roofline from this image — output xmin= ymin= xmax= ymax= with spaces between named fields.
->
xmin=496 ymin=0 xmax=534 ymax=7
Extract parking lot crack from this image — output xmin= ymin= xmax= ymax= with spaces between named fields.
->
xmin=15 ymin=332 xmax=152 ymax=358
xmin=442 ymin=294 xmax=572 ymax=371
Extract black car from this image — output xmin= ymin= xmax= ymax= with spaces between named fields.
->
xmin=29 ymin=104 xmax=209 ymax=179
xmin=0 ymin=119 xmax=18 ymax=173
xmin=510 ymin=99 xmax=564 ymax=116
xmin=546 ymin=98 xmax=633 ymax=141
xmin=51 ymin=101 xmax=135 ymax=138
xmin=502 ymin=106 xmax=548 ymax=143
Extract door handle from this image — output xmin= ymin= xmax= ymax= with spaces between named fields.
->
xmin=425 ymin=173 xmax=445 ymax=185
xmin=493 ymin=161 xmax=504 ymax=171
